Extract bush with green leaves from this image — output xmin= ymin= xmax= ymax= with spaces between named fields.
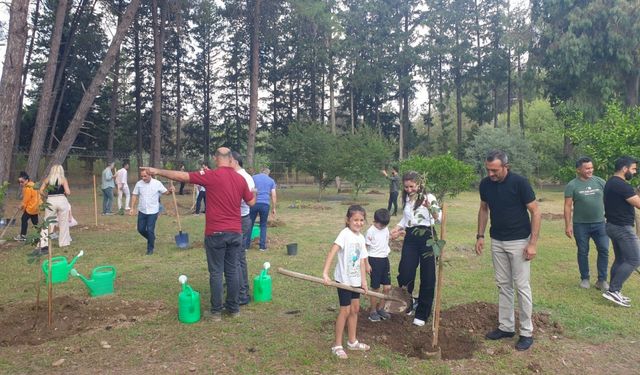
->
xmin=339 ymin=128 xmax=392 ymax=198
xmin=399 ymin=154 xmax=476 ymax=203
xmin=568 ymin=102 xmax=640 ymax=178
xmin=271 ymin=122 xmax=343 ymax=200
xmin=464 ymin=126 xmax=538 ymax=178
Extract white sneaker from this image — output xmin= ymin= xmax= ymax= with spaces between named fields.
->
xmin=412 ymin=318 xmax=425 ymax=327
xmin=603 ymin=291 xmax=631 ymax=307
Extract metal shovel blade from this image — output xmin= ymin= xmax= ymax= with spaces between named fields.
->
xmin=175 ymin=231 xmax=189 ymax=249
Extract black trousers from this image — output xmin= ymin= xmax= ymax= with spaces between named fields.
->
xmin=387 ymin=191 xmax=398 ymax=215
xmin=21 ymin=212 xmax=39 ymax=236
xmin=397 ymin=226 xmax=436 ymax=322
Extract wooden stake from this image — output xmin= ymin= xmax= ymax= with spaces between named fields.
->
xmin=47 ymin=226 xmax=53 ymax=328
xmin=93 ymin=175 xmax=98 ymax=226
xmin=432 ymin=203 xmax=447 ymax=348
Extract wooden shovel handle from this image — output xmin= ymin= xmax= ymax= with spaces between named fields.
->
xmin=277 ymin=267 xmax=407 ymax=305
xmin=169 ymin=181 xmax=182 ymax=231
xmin=0 ymin=207 xmax=21 ymax=238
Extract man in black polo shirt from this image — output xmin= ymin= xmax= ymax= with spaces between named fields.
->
xmin=602 ymin=156 xmax=640 ymax=307
xmin=475 ymin=150 xmax=541 ymax=351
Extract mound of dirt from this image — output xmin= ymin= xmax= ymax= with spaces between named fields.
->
xmin=358 ymin=300 xmax=562 ymax=360
xmin=366 ymin=190 xmax=384 ymax=195
xmin=0 ymin=296 xmax=165 ymax=347
xmin=267 ymin=218 xmax=286 ymax=227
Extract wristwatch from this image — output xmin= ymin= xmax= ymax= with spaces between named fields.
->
xmin=476 ymin=234 xmax=484 ymax=240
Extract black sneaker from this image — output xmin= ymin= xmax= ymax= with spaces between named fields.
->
xmin=515 ymin=336 xmax=534 ymax=351
xmin=485 ymin=328 xmax=515 ymax=340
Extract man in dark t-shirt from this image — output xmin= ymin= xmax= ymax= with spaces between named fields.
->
xmin=602 ymin=156 xmax=640 ymax=307
xmin=475 ymin=150 xmax=541 ymax=352
xmin=382 ymin=167 xmax=400 ymax=215
xmin=142 ymin=147 xmax=255 ymax=319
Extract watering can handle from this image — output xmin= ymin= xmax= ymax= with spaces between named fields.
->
xmin=94 ymin=265 xmax=117 ymax=277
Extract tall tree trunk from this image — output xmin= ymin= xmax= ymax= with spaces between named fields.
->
xmin=328 ymin=29 xmax=336 ymax=135
xmin=45 ymin=0 xmax=142 ymax=172
xmin=474 ymin=0 xmax=483 ymax=127
xmin=11 ymin=0 xmax=40 ymax=182
xmin=46 ymin=80 xmax=67 ymax=154
xmin=134 ymin=15 xmax=143 ymax=169
xmin=150 ymin=0 xmax=164 ymax=167
xmin=506 ymin=46 xmax=512 ymax=132
xmin=626 ymin=71 xmax=639 ymax=108
xmin=204 ymin=44 xmax=211 ymax=162
xmin=398 ymin=95 xmax=403 ymax=160
xmin=175 ymin=10 xmax=183 ymax=161
xmin=46 ymin=0 xmax=94 ymax=155
xmin=106 ymin=0 xmax=123 ymax=162
xmin=0 ymin=0 xmax=30 ymax=188
xmin=247 ymin=0 xmax=261 ymax=167
xmin=350 ymin=78 xmax=355 ymax=135
xmin=517 ymin=55 xmax=525 ymax=136
xmin=26 ymin=0 xmax=69 ymax=179
xmin=107 ymin=52 xmax=120 ymax=162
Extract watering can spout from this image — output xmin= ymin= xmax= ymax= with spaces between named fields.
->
xmin=68 ymin=250 xmax=84 ymax=268
xmin=70 ymin=268 xmax=90 ymax=285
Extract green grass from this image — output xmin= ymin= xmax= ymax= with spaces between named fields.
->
xmin=0 ymin=186 xmax=639 ymax=373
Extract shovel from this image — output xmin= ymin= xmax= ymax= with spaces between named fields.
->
xmin=277 ymin=267 xmax=408 ymax=313
xmin=170 ymin=181 xmax=189 ymax=249
xmin=0 ymin=207 xmax=21 ymax=244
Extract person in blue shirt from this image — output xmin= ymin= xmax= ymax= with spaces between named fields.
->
xmin=248 ymin=167 xmax=277 ymax=251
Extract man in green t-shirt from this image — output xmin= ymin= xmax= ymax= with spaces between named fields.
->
xmin=564 ymin=157 xmax=609 ymax=291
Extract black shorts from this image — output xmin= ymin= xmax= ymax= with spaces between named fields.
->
xmin=368 ymin=257 xmax=391 ymax=289
xmin=337 ymin=285 xmax=361 ymax=306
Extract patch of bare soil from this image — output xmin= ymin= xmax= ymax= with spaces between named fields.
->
xmin=358 ymin=300 xmax=563 ymax=361
xmin=288 ymin=203 xmax=333 ymax=210
xmin=541 ymin=213 xmax=563 ymax=221
xmin=0 ymin=296 xmax=165 ymax=347
xmin=267 ymin=218 xmax=286 ymax=227
xmin=340 ymin=201 xmax=370 ymax=206
xmin=366 ymin=190 xmax=384 ymax=195
xmin=390 ymin=238 xmax=403 ymax=252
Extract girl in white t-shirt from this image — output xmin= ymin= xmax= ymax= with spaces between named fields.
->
xmin=322 ymin=205 xmax=370 ymax=359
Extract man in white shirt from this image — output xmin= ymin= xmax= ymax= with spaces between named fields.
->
xmin=130 ymin=169 xmax=173 ymax=255
xmin=231 ymin=151 xmax=256 ymax=306
xmin=115 ymin=161 xmax=131 ymax=214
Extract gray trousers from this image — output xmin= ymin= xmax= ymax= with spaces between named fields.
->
xmin=238 ymin=215 xmax=252 ymax=303
xmin=491 ymin=238 xmax=533 ymax=337
xmin=605 ymin=223 xmax=640 ymax=292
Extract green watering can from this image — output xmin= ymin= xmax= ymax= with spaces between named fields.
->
xmin=251 ymin=225 xmax=260 ymax=241
xmin=253 ymin=262 xmax=272 ymax=303
xmin=42 ymin=250 xmax=84 ymax=284
xmin=70 ymin=265 xmax=117 ymax=297
xmin=178 ymin=275 xmax=200 ymax=324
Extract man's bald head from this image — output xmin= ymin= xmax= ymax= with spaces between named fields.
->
xmin=214 ymin=147 xmax=232 ymax=167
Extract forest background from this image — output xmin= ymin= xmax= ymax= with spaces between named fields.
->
xmin=1 ymin=0 xmax=639 ymax=205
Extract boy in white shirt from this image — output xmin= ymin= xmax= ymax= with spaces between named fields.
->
xmin=365 ymin=208 xmax=392 ymax=322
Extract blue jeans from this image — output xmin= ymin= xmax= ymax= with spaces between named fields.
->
xmin=573 ymin=222 xmax=609 ymax=281
xmin=205 ymin=232 xmax=242 ymax=313
xmin=605 ymin=223 xmax=640 ymax=292
xmin=195 ymin=191 xmax=206 ymax=214
xmin=137 ymin=212 xmax=158 ymax=252
xmin=102 ymin=187 xmax=113 ymax=214
xmin=249 ymin=203 xmax=270 ymax=249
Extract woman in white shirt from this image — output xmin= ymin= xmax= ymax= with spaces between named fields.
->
xmin=390 ymin=171 xmax=442 ymax=327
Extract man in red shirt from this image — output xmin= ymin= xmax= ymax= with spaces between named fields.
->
xmin=142 ymin=147 xmax=255 ymax=320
